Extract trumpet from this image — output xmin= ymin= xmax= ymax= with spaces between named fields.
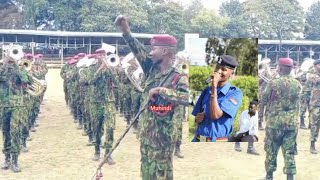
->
xmin=104 ymin=54 xmax=120 ymax=67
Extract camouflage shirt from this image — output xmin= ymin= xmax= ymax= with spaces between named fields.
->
xmin=123 ymin=33 xmax=189 ymax=149
xmin=0 ymin=63 xmax=31 ymax=107
xmin=307 ymin=67 xmax=320 ymax=107
xmin=261 ymin=75 xmax=302 ymax=130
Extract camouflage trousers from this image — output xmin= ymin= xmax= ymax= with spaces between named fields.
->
xmin=310 ymin=108 xmax=320 ymax=142
xmin=90 ymin=103 xmax=105 ymax=146
xmin=177 ymin=118 xmax=182 ymax=142
xmin=264 ymin=127 xmax=298 ymax=174
xmin=0 ymin=107 xmax=3 ymax=129
xmin=29 ymin=98 xmax=40 ymax=129
xmin=104 ymin=102 xmax=116 ymax=153
xmin=2 ymin=107 xmax=24 ymax=156
xmin=114 ymin=88 xmax=120 ymax=112
xmin=70 ymin=93 xmax=79 ymax=121
xmin=63 ymin=81 xmax=69 ymax=105
xmin=131 ymin=91 xmax=142 ymax=131
xmin=122 ymin=85 xmax=132 ymax=121
xmin=300 ymin=93 xmax=310 ymax=118
xmin=20 ymin=107 xmax=30 ymax=139
xmin=140 ymin=143 xmax=174 ymax=180
xmin=83 ymin=98 xmax=91 ymax=135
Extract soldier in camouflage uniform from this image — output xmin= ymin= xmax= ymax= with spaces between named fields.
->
xmin=116 ymin=15 xmax=189 ymax=180
xmin=297 ymin=68 xmax=312 ymax=129
xmin=119 ymin=66 xmax=132 ymax=127
xmin=60 ymin=58 xmax=72 ymax=105
xmin=0 ymin=56 xmax=31 ymax=172
xmin=66 ymin=57 xmax=80 ymax=123
xmin=261 ymin=58 xmax=302 ymax=180
xmin=306 ymin=60 xmax=320 ymax=154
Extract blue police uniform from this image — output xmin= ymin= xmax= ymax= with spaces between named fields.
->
xmin=192 ymin=82 xmax=243 ymax=142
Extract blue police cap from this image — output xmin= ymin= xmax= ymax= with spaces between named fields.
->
xmin=314 ymin=59 xmax=320 ymax=65
xmin=216 ymin=55 xmax=239 ymax=69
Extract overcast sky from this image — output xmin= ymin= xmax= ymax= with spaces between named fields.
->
xmin=178 ymin=0 xmax=318 ymax=13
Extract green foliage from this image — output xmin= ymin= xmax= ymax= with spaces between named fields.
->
xmin=230 ymin=76 xmax=258 ymax=101
xmin=304 ymin=1 xmax=320 ymax=40
xmin=205 ymin=38 xmax=258 ymax=76
xmin=189 ymin=66 xmax=212 ymax=92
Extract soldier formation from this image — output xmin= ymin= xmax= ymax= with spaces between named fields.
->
xmin=0 ymin=45 xmax=48 ymax=173
xmin=259 ymin=57 xmax=320 ymax=180
xmin=60 ymin=22 xmax=189 ymax=179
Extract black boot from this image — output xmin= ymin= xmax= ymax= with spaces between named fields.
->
xmin=21 ymin=138 xmax=29 ymax=153
xmin=174 ymin=141 xmax=184 ymax=158
xmin=265 ymin=171 xmax=273 ymax=180
xmin=300 ymin=116 xmax=307 ymax=129
xmin=310 ymin=141 xmax=317 ymax=154
xmin=87 ymin=134 xmax=94 ymax=146
xmin=287 ymin=174 xmax=294 ymax=180
xmin=11 ymin=155 xmax=21 ymax=173
xmin=1 ymin=154 xmax=11 ymax=170
xmin=104 ymin=152 xmax=116 ymax=165
xmin=92 ymin=146 xmax=100 ymax=161
xmin=30 ymin=125 xmax=36 ymax=132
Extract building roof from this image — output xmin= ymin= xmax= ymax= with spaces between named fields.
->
xmin=259 ymin=39 xmax=320 ymax=46
xmin=0 ymin=29 xmax=159 ymax=38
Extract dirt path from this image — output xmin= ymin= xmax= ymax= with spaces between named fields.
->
xmin=0 ymin=69 xmax=319 ymax=180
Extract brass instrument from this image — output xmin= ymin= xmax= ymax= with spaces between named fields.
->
xmin=18 ymin=59 xmax=32 ymax=71
xmin=26 ymin=76 xmax=46 ymax=96
xmin=121 ymin=52 xmax=145 ymax=92
xmin=3 ymin=44 xmax=24 ymax=62
xmin=104 ymin=54 xmax=120 ymax=67
xmin=175 ymin=51 xmax=190 ymax=74
xmin=2 ymin=44 xmax=45 ymax=97
xmin=258 ymin=73 xmax=270 ymax=83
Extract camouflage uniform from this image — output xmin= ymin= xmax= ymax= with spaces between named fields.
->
xmin=78 ymin=66 xmax=91 ymax=134
xmin=123 ymin=33 xmax=189 ymax=180
xmin=20 ymin=92 xmax=31 ymax=151
xmin=0 ymin=63 xmax=31 ymax=172
xmin=66 ymin=65 xmax=79 ymax=122
xmin=119 ymin=68 xmax=132 ymax=126
xmin=306 ymin=67 xmax=320 ymax=153
xmin=258 ymin=68 xmax=270 ymax=129
xmin=87 ymin=62 xmax=106 ymax=156
xmin=298 ymin=69 xmax=312 ymax=128
xmin=31 ymin=60 xmax=48 ymax=103
xmin=261 ymin=75 xmax=302 ymax=175
xmin=60 ymin=63 xmax=70 ymax=105
xmin=131 ymin=88 xmax=142 ymax=133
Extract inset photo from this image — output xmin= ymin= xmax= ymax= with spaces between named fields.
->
xmin=189 ymin=38 xmax=258 ymax=143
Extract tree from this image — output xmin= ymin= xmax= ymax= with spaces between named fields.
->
xmin=147 ymin=1 xmax=187 ymax=49
xmin=191 ymin=9 xmax=228 ymax=38
xmin=219 ymin=0 xmax=250 ymax=38
xmin=0 ymin=3 xmax=24 ymax=29
xmin=243 ymin=0 xmax=304 ymax=40
xmin=304 ymin=1 xmax=320 ymax=40
xmin=22 ymin=0 xmax=51 ymax=29
xmin=183 ymin=0 xmax=204 ymax=24
xmin=80 ymin=0 xmax=149 ymax=32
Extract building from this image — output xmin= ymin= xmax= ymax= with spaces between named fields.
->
xmin=0 ymin=29 xmax=160 ymax=61
xmin=258 ymin=39 xmax=320 ymax=64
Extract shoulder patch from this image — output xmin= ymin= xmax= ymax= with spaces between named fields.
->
xmin=229 ymin=97 xmax=238 ymax=105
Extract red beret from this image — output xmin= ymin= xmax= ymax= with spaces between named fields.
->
xmin=279 ymin=58 xmax=293 ymax=67
xmin=95 ymin=48 xmax=105 ymax=54
xmin=37 ymin=54 xmax=43 ymax=58
xmin=87 ymin=54 xmax=96 ymax=58
xmin=25 ymin=53 xmax=33 ymax=58
xmin=150 ymin=35 xmax=177 ymax=47
xmin=73 ymin=55 xmax=79 ymax=59
xmin=77 ymin=53 xmax=86 ymax=57
xmin=66 ymin=57 xmax=72 ymax=60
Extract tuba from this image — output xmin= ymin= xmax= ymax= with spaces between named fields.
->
xmin=18 ymin=59 xmax=32 ymax=71
xmin=3 ymin=44 xmax=24 ymax=62
xmin=121 ymin=52 xmax=145 ymax=92
xmin=26 ymin=76 xmax=46 ymax=96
